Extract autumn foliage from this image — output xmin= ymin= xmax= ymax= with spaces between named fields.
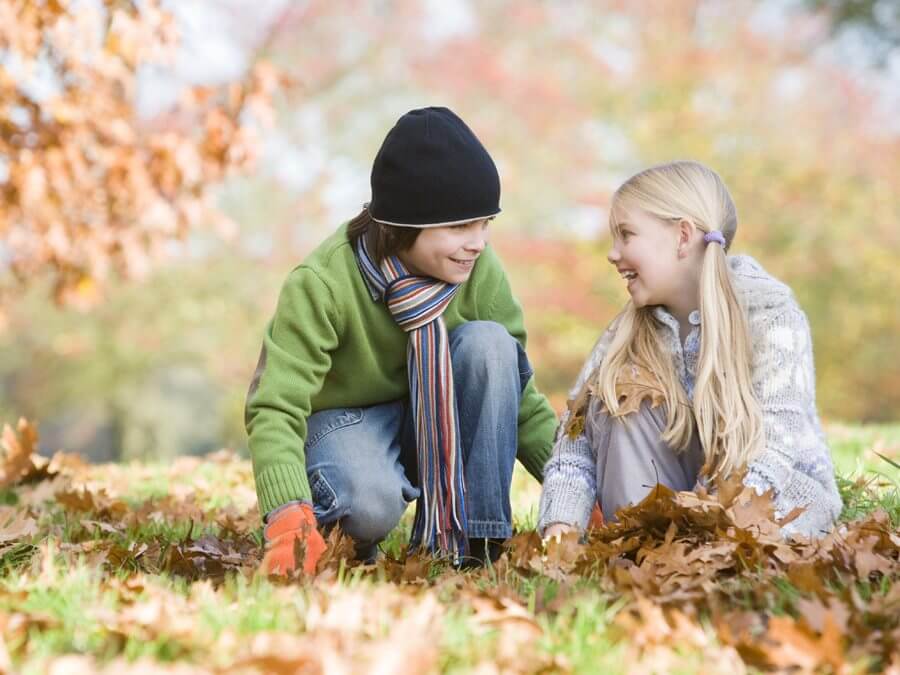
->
xmin=2 ymin=419 xmax=898 ymax=672
xmin=0 ymin=2 xmax=898 ymax=668
xmin=0 ymin=0 xmax=278 ymax=308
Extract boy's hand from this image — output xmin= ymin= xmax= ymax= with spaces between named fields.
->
xmin=261 ymin=502 xmax=326 ymax=576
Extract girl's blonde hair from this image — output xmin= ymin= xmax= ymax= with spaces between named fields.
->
xmin=594 ymin=160 xmax=764 ymax=479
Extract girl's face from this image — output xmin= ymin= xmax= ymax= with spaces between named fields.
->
xmin=397 ymin=219 xmax=491 ymax=284
xmin=606 ymin=205 xmax=690 ymax=309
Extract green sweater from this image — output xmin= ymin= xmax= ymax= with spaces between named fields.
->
xmin=246 ymin=224 xmax=558 ymax=516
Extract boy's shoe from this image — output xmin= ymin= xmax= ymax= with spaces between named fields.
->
xmin=455 ymin=537 xmax=504 ymax=570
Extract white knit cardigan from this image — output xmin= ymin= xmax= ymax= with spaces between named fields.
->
xmin=538 ymin=255 xmax=843 ymax=538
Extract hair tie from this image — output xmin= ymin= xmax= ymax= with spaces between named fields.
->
xmin=704 ymin=230 xmax=726 ymax=246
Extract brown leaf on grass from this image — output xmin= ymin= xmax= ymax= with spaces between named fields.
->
xmin=614 ymin=595 xmax=750 ymax=673
xmin=45 ymin=452 xmax=90 ymax=477
xmin=0 ymin=618 xmax=12 ymax=674
xmin=795 ymin=596 xmax=851 ymax=635
xmin=377 ymin=549 xmax=437 ymax=584
xmin=0 ymin=421 xmax=894 ymax=674
xmin=714 ymin=609 xmax=768 ymax=664
xmin=615 ymin=595 xmax=703 ymax=648
xmin=712 ymin=469 xmax=748 ymax=508
xmin=229 ymin=633 xmax=328 ymax=675
xmin=0 ymin=506 xmax=38 ymax=544
xmin=55 ymin=487 xmax=130 ymax=520
xmin=130 ymin=495 xmax=207 ymax=528
xmin=785 ymin=562 xmax=829 ymax=596
xmin=163 ymin=534 xmax=257 ymax=583
xmin=214 ymin=503 xmax=260 ymax=537
xmin=504 ymin=530 xmax=544 ymax=571
xmin=315 ymin=524 xmax=358 ymax=576
xmin=467 ymin=593 xmax=557 ymax=671
xmin=0 ymin=418 xmax=43 ymax=488
xmin=48 ymin=655 xmax=211 ymax=674
xmin=855 ymin=548 xmax=895 ymax=578
xmin=726 ymin=487 xmax=786 ymax=541
xmin=763 ymin=615 xmax=845 ymax=672
xmin=537 ymin=529 xmax=586 ymax=581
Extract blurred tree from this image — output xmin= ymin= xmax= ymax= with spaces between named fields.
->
xmin=0 ymin=246 xmax=276 ymax=460
xmin=2 ymin=0 xmax=897 ymax=464
xmin=0 ymin=0 xmax=279 ymax=309
xmin=807 ymin=0 xmax=900 ymax=62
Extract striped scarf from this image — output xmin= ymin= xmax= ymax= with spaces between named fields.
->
xmin=354 ymin=234 xmax=469 ymax=557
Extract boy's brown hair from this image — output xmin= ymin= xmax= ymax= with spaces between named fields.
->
xmin=346 ymin=208 xmax=421 ymax=263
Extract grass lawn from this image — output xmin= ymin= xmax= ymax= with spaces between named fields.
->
xmin=0 ymin=421 xmax=897 ymax=674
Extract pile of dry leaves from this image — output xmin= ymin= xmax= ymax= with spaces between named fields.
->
xmin=1 ymin=418 xmax=898 ymax=673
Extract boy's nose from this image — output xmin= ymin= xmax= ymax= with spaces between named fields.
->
xmin=607 ymin=247 xmax=621 ymax=264
xmin=465 ymin=232 xmax=488 ymax=252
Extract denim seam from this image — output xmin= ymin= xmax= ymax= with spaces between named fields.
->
xmin=467 ymin=519 xmax=513 ymax=539
xmin=306 ymin=408 xmax=364 ymax=448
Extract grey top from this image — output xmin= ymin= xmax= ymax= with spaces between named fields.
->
xmin=538 ymin=255 xmax=842 ymax=538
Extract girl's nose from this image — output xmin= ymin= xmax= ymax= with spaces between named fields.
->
xmin=607 ymin=246 xmax=621 ymax=264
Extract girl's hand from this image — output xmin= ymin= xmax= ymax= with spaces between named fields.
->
xmin=543 ymin=522 xmax=576 ymax=542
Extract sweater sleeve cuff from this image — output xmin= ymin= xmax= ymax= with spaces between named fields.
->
xmin=537 ymin=472 xmax=596 ymax=536
xmin=537 ymin=459 xmax=596 ymax=536
xmin=256 ymin=463 xmax=312 ymax=517
xmin=744 ymin=452 xmax=841 ymax=538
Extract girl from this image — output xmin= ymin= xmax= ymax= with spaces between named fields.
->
xmin=538 ymin=160 xmax=841 ymax=540
xmin=246 ymin=107 xmax=558 ymax=574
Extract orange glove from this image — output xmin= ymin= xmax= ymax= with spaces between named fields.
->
xmin=261 ymin=502 xmax=327 ymax=576
xmin=587 ymin=504 xmax=605 ymax=530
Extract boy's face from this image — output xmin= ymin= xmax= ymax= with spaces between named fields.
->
xmin=397 ymin=219 xmax=491 ymax=284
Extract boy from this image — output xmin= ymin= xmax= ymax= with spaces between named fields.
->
xmin=246 ymin=107 xmax=557 ymax=573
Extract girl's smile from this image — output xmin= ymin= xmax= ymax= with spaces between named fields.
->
xmin=618 ymin=268 xmax=639 ymax=291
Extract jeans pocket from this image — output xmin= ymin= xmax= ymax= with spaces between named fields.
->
xmin=306 ymin=408 xmax=364 ymax=449
xmin=309 ymin=469 xmax=340 ymax=520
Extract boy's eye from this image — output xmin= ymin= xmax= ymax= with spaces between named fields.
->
xmin=451 ymin=220 xmax=489 ymax=231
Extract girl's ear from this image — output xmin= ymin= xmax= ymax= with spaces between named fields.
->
xmin=676 ymin=218 xmax=696 ymax=258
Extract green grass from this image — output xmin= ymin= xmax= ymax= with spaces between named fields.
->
xmin=826 ymin=422 xmax=900 ymax=525
xmin=1 ymin=422 xmax=898 ymax=673
xmin=828 ymin=421 xmax=900 ymax=477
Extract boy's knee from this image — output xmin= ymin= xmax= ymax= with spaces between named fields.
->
xmin=450 ymin=321 xmax=517 ymax=368
xmin=341 ymin=486 xmax=407 ymax=546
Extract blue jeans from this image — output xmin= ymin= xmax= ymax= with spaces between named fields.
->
xmin=304 ymin=321 xmax=533 ymax=559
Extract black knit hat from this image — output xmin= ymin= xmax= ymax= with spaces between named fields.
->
xmin=367 ymin=107 xmax=501 ymax=228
